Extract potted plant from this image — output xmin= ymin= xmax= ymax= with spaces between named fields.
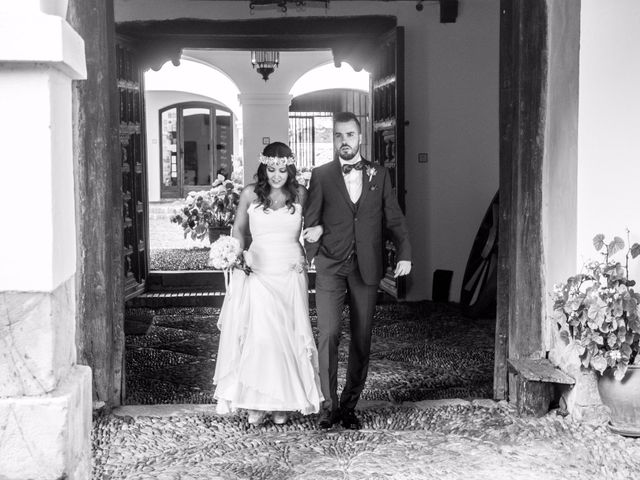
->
xmin=170 ymin=179 xmax=241 ymax=244
xmin=552 ymin=233 xmax=640 ymax=436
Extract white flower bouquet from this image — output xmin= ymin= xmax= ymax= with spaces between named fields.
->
xmin=208 ymin=235 xmax=242 ymax=270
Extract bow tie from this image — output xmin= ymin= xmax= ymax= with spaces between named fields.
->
xmin=341 ymin=161 xmax=363 ymax=175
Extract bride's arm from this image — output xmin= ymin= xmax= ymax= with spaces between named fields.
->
xmin=299 ymin=185 xmax=323 ymax=243
xmin=232 ymin=185 xmax=256 ymax=250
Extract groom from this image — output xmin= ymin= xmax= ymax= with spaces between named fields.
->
xmin=303 ymin=112 xmax=412 ymax=430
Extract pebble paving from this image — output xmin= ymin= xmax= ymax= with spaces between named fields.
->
xmin=97 ymin=302 xmax=640 ymax=479
xmin=150 ymin=248 xmax=214 ymax=271
xmin=124 ymin=303 xmax=495 ymax=405
xmin=93 ymin=401 xmax=640 ymax=479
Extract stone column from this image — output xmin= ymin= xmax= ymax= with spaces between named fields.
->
xmin=0 ymin=2 xmax=92 ymax=479
xmin=238 ymin=93 xmax=292 ymax=185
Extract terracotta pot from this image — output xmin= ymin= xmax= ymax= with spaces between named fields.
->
xmin=208 ymin=226 xmax=231 ymax=244
xmin=597 ymin=364 xmax=640 ymax=437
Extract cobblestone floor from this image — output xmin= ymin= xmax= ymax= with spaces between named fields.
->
xmin=93 ymin=400 xmax=640 ymax=479
xmin=128 ymin=210 xmax=640 ymax=478
xmin=124 ymin=302 xmax=495 ymax=405
xmin=111 ymin=302 xmax=640 ymax=479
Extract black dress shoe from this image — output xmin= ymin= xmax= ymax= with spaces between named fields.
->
xmin=318 ymin=409 xmax=340 ymax=429
xmin=340 ymin=408 xmax=362 ymax=430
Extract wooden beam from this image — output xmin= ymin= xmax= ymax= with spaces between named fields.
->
xmin=508 ymin=358 xmax=574 ymax=417
xmin=497 ymin=0 xmax=549 ymax=400
xmin=439 ymin=0 xmax=458 ymax=23
xmin=507 ymin=358 xmax=575 ymax=385
xmin=116 ymin=17 xmax=396 ymax=72
xmin=495 ymin=0 xmax=514 ymax=402
xmin=68 ymin=0 xmax=125 ymax=407
xmin=514 ymin=376 xmax=553 ymax=417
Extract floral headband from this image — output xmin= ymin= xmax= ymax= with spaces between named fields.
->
xmin=259 ymin=153 xmax=296 ymax=168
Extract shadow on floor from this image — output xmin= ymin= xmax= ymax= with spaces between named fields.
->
xmin=124 ymin=301 xmax=495 ymax=405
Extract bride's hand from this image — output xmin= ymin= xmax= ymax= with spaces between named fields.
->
xmin=240 ymin=250 xmax=254 ymax=275
xmin=303 ymin=225 xmax=323 ymax=243
xmin=242 ymin=250 xmax=254 ymax=268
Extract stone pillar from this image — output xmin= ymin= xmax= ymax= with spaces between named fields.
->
xmin=238 ymin=93 xmax=292 ymax=184
xmin=558 ymin=366 xmax=609 ymax=424
xmin=0 ymin=3 xmax=91 ymax=480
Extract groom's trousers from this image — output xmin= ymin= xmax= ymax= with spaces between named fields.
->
xmin=315 ymin=255 xmax=379 ymax=412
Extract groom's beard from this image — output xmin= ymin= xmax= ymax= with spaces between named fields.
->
xmin=337 ymin=144 xmax=359 ymax=161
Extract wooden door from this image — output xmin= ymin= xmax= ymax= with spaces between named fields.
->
xmin=117 ymin=39 xmax=148 ymax=300
xmin=371 ymin=27 xmax=406 ymax=300
xmin=159 ymin=105 xmax=181 ymax=198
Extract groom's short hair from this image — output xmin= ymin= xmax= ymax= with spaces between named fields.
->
xmin=333 ymin=112 xmax=361 ymax=133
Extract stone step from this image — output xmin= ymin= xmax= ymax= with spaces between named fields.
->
xmin=126 ymin=289 xmax=318 ymax=308
xmin=145 ymin=270 xmax=316 ymax=291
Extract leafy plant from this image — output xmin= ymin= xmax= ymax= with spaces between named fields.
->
xmin=552 ymin=232 xmax=640 ymax=380
xmin=295 ymin=166 xmax=313 ymax=187
xmin=170 ymin=180 xmax=241 ymax=242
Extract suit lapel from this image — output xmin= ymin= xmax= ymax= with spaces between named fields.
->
xmin=330 ymin=159 xmax=356 ymax=212
xmin=357 ymin=159 xmax=371 ymax=210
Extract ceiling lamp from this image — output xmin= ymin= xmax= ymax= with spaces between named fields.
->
xmin=251 ymin=50 xmax=280 ymax=81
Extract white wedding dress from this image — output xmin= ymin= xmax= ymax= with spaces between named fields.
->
xmin=213 ymin=203 xmax=323 ymax=415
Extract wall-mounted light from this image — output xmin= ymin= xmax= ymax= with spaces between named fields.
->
xmin=251 ymin=50 xmax=280 ymax=81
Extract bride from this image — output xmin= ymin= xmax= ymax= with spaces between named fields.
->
xmin=213 ymin=141 xmax=324 ymax=425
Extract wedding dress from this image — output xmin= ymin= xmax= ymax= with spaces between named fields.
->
xmin=213 ymin=203 xmax=323 ymax=415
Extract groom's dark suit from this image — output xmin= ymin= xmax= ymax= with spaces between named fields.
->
xmin=305 ymin=157 xmax=411 ymax=413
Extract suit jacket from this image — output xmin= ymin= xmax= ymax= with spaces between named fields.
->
xmin=304 ymin=158 xmax=412 ymax=285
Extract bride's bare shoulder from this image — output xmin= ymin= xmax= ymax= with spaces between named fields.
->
xmin=240 ymin=184 xmax=258 ymax=201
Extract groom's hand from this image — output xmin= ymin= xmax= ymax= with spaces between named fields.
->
xmin=394 ymin=260 xmax=412 ymax=277
xmin=303 ymin=225 xmax=323 ymax=243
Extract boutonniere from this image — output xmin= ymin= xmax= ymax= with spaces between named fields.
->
xmin=365 ymin=166 xmax=377 ymax=182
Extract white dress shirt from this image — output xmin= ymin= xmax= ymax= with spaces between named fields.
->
xmin=340 ymin=153 xmax=363 ymax=204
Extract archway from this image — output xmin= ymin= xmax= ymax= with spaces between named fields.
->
xmin=289 ymin=61 xmax=370 ymax=170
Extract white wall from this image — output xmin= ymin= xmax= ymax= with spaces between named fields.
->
xmin=397 ymin=1 xmax=499 ymax=302
xmin=116 ymin=0 xmax=500 ymax=301
xmin=578 ymin=0 xmax=640 ymax=281
xmin=543 ymin=0 xmax=580 ymax=351
xmin=145 ymin=58 xmax=242 ymax=118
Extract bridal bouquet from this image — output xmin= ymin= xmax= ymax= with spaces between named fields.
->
xmin=208 ymin=235 xmax=242 ymax=270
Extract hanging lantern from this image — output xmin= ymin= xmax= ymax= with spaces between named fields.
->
xmin=251 ymin=50 xmax=280 ymax=81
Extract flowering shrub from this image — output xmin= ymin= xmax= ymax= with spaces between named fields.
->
xmin=295 ymin=166 xmax=313 ymax=187
xmin=170 ymin=179 xmax=242 ymax=242
xmin=552 ymin=233 xmax=640 ymax=380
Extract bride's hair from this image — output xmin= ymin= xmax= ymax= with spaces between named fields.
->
xmin=254 ymin=142 xmax=299 ymax=213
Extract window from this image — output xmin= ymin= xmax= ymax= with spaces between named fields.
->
xmin=159 ymin=102 xmax=234 ymax=198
